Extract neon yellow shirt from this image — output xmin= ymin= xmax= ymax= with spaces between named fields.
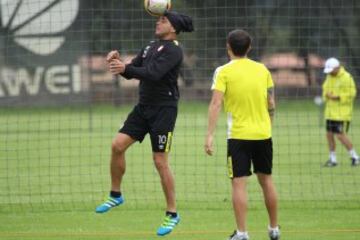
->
xmin=212 ymin=58 xmax=274 ymax=140
xmin=322 ymin=67 xmax=357 ymax=121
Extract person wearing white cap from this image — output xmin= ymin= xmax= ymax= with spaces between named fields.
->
xmin=323 ymin=57 xmax=340 ymax=74
xmin=322 ymin=58 xmax=359 ymax=167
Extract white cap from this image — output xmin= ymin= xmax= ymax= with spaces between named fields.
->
xmin=324 ymin=57 xmax=340 ymax=74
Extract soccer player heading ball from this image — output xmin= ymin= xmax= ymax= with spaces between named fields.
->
xmin=95 ymin=10 xmax=193 ymax=236
xmin=322 ymin=58 xmax=359 ymax=167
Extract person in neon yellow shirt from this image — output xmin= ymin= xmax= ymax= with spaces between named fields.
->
xmin=322 ymin=58 xmax=359 ymax=167
xmin=205 ymin=29 xmax=280 ymax=240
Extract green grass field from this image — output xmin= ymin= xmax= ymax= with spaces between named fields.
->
xmin=1 ymin=100 xmax=360 ymax=239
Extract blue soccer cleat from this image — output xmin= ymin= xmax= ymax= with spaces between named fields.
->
xmin=156 ymin=214 xmax=180 ymax=236
xmin=95 ymin=195 xmax=124 ymax=213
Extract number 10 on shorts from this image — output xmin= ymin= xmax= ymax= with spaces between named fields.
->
xmin=158 ymin=132 xmax=173 ymax=152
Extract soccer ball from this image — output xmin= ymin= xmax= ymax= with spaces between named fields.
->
xmin=314 ymin=96 xmax=323 ymax=106
xmin=144 ymin=0 xmax=171 ymax=16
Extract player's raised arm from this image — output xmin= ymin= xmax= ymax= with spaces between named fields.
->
xmin=124 ymin=44 xmax=182 ymax=82
xmin=106 ymin=50 xmax=120 ymax=62
xmin=108 ymin=59 xmax=126 ymax=75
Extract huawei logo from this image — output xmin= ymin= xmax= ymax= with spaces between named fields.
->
xmin=0 ymin=0 xmax=79 ymax=56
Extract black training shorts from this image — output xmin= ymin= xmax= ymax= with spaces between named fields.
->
xmin=326 ymin=120 xmax=350 ymax=134
xmin=119 ymin=104 xmax=177 ymax=152
xmin=227 ymin=138 xmax=273 ymax=178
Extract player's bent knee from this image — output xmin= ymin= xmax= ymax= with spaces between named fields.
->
xmin=111 ymin=140 xmax=127 ymax=154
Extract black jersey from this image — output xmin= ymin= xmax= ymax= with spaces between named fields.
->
xmin=122 ymin=40 xmax=183 ymax=106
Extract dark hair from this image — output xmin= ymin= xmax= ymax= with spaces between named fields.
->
xmin=227 ymin=29 xmax=252 ymax=57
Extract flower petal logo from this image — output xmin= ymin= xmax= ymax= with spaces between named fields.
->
xmin=1 ymin=0 xmax=79 ymax=56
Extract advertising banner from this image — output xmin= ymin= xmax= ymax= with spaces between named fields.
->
xmin=0 ymin=0 xmax=90 ymax=106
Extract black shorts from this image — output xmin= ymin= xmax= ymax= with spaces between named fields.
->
xmin=326 ymin=120 xmax=350 ymax=134
xmin=119 ymin=104 xmax=177 ymax=152
xmin=227 ymin=138 xmax=273 ymax=178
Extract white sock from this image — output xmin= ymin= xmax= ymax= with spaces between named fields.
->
xmin=268 ymin=225 xmax=280 ymax=232
xmin=236 ymin=230 xmax=249 ymax=238
xmin=329 ymin=151 xmax=337 ymax=162
xmin=349 ymin=149 xmax=359 ymax=159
